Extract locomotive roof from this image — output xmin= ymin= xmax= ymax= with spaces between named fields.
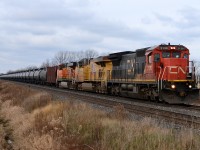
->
xmin=142 ymin=44 xmax=187 ymax=51
xmin=92 ymin=56 xmax=110 ymax=63
xmin=108 ymin=51 xmax=134 ymax=60
xmin=79 ymin=58 xmax=91 ymax=63
xmin=153 ymin=44 xmax=187 ymax=50
xmin=67 ymin=62 xmax=77 ymax=67
xmin=147 ymin=45 xmax=159 ymax=51
xmin=135 ymin=47 xmax=150 ymax=57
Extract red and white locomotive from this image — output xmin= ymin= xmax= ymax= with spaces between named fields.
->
xmin=144 ymin=44 xmax=198 ymax=104
xmin=106 ymin=43 xmax=199 ymax=104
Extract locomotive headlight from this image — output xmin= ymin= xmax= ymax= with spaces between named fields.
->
xmin=171 ymin=84 xmax=176 ymax=89
xmin=189 ymin=85 xmax=192 ymax=88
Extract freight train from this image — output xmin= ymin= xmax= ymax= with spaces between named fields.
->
xmin=0 ymin=43 xmax=199 ymax=104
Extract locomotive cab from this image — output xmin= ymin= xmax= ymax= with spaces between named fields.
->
xmin=148 ymin=44 xmax=199 ymax=104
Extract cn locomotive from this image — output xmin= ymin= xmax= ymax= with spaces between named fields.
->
xmin=0 ymin=43 xmax=199 ymax=104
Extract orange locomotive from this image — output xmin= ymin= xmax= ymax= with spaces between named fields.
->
xmin=57 ymin=56 xmax=112 ymax=92
xmin=57 ymin=63 xmax=76 ymax=88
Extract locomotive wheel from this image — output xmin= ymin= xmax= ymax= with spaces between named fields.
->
xmin=67 ymin=82 xmax=72 ymax=89
xmin=78 ymin=84 xmax=82 ymax=91
xmin=56 ymin=81 xmax=61 ymax=88
xmin=111 ymin=86 xmax=120 ymax=96
xmin=95 ymin=84 xmax=100 ymax=93
xmin=150 ymin=94 xmax=155 ymax=101
xmin=111 ymin=87 xmax=115 ymax=95
xmin=111 ymin=86 xmax=116 ymax=96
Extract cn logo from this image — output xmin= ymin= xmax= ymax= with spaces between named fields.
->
xmin=169 ymin=66 xmax=186 ymax=74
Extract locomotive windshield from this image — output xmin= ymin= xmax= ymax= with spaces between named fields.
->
xmin=172 ymin=52 xmax=181 ymax=58
xmin=162 ymin=51 xmax=183 ymax=58
xmin=162 ymin=52 xmax=170 ymax=58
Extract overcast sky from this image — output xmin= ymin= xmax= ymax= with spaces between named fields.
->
xmin=1 ymin=0 xmax=200 ymax=73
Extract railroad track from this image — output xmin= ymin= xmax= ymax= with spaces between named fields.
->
xmin=2 ymin=80 xmax=200 ymax=129
xmin=61 ymin=92 xmax=200 ymax=129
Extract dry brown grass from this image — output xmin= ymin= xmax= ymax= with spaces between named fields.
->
xmin=0 ymin=122 xmax=7 ymax=149
xmin=1 ymin=80 xmax=200 ymax=150
xmin=0 ymin=81 xmax=34 ymax=104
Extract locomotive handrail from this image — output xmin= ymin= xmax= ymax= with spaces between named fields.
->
xmin=157 ymin=66 xmax=162 ymax=92
xmin=160 ymin=66 xmax=168 ymax=90
xmin=185 ymin=66 xmax=195 ymax=80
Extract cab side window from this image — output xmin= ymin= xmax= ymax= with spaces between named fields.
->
xmin=154 ymin=53 xmax=160 ymax=62
xmin=183 ymin=53 xmax=188 ymax=59
xmin=148 ymin=55 xmax=152 ymax=64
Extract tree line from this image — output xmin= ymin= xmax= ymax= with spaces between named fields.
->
xmin=7 ymin=49 xmax=101 ymax=73
xmin=41 ymin=49 xmax=99 ymax=68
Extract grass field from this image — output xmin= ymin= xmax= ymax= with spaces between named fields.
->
xmin=0 ymin=81 xmax=200 ymax=150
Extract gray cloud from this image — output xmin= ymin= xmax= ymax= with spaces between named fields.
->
xmin=154 ymin=13 xmax=175 ymax=25
xmin=178 ymin=7 xmax=200 ymax=28
xmin=0 ymin=0 xmax=151 ymax=40
xmin=152 ymin=7 xmax=200 ymax=43
xmin=0 ymin=0 xmax=200 ymax=73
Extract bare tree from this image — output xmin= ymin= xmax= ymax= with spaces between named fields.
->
xmin=7 ymin=70 xmax=14 ymax=73
xmin=84 ymin=49 xmax=99 ymax=59
xmin=41 ymin=59 xmax=51 ymax=68
xmin=52 ymin=51 xmax=79 ymax=65
xmin=193 ymin=60 xmax=200 ymax=89
xmin=51 ymin=49 xmax=99 ymax=65
xmin=193 ymin=60 xmax=200 ymax=76
xmin=52 ymin=51 xmax=68 ymax=65
xmin=26 ymin=66 xmax=38 ymax=70
xmin=65 ymin=51 xmax=78 ymax=63
xmin=73 ymin=50 xmax=84 ymax=62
